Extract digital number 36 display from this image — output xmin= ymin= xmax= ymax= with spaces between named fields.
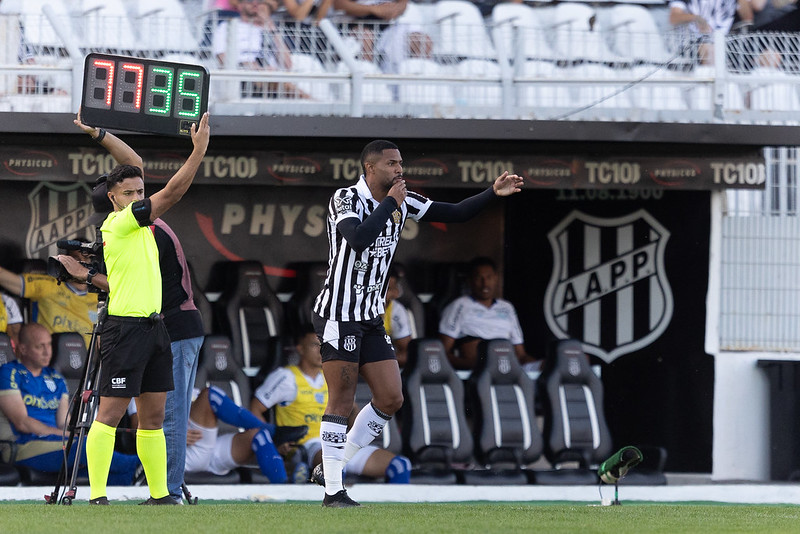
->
xmin=81 ymin=53 xmax=209 ymax=137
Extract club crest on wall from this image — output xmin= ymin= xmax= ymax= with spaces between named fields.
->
xmin=544 ymin=209 xmax=674 ymax=363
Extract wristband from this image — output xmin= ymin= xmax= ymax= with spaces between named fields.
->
xmin=86 ymin=267 xmax=98 ymax=285
xmin=93 ymin=129 xmax=106 ymax=143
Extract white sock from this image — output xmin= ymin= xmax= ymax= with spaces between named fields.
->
xmin=320 ymin=416 xmax=348 ymax=495
xmin=344 ymin=403 xmax=390 ymax=464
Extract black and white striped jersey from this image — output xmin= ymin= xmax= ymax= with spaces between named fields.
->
xmin=314 ymin=176 xmax=432 ymax=322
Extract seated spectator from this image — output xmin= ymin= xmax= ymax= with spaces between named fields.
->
xmin=384 ymin=268 xmax=411 ymax=368
xmin=0 ymin=293 xmax=22 ymax=346
xmin=184 ymin=385 xmax=308 ymax=483
xmin=0 ymin=244 xmax=99 ymax=349
xmin=251 ymin=329 xmax=411 ymax=483
xmin=213 ymin=0 xmax=311 ymax=99
xmin=669 ymin=0 xmax=742 ymax=65
xmin=438 ymin=257 xmax=536 ymax=371
xmin=0 ymin=324 xmax=138 ymax=482
xmin=334 ymin=0 xmax=408 ymax=61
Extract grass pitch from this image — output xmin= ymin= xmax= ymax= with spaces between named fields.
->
xmin=1 ymin=501 xmax=799 ymax=534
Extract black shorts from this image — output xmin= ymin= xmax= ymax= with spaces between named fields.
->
xmin=312 ymin=313 xmax=395 ymax=366
xmin=98 ymin=315 xmax=174 ymax=397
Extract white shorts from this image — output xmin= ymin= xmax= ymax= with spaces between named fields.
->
xmin=184 ymin=419 xmax=238 ymax=476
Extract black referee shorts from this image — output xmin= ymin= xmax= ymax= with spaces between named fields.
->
xmin=312 ymin=314 xmax=395 ymax=366
xmin=98 ymin=315 xmax=174 ymax=397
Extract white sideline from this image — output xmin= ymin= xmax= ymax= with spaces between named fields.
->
xmin=3 ymin=483 xmax=800 ymax=505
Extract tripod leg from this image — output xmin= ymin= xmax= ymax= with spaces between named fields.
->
xmin=182 ymin=483 xmax=199 ymax=505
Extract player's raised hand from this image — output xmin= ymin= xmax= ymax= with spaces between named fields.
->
xmin=73 ymin=108 xmax=99 ymax=137
xmin=388 ymin=178 xmax=407 ymax=206
xmin=191 ymin=112 xmax=211 ymax=153
xmin=492 ymin=171 xmax=523 ymax=197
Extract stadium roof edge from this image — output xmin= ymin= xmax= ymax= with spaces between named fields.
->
xmin=2 ymin=113 xmax=797 ymax=146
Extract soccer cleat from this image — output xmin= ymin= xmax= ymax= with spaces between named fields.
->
xmin=139 ymin=495 xmax=180 ymax=505
xmin=311 ymin=463 xmax=325 ymax=486
xmin=89 ymin=496 xmax=109 ymax=505
xmin=273 ymin=425 xmax=309 ymax=447
xmin=322 ymin=489 xmax=360 ymax=508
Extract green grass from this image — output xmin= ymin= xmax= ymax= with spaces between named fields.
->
xmin=1 ymin=502 xmax=799 ymax=534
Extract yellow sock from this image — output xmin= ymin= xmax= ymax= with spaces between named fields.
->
xmin=137 ymin=428 xmax=168 ymax=499
xmin=86 ymin=420 xmax=116 ymax=500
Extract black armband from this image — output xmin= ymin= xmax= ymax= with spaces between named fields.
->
xmin=131 ymin=198 xmax=153 ymax=227
xmin=93 ymin=128 xmax=106 ymax=143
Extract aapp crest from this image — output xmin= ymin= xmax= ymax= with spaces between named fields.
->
xmin=26 ymin=182 xmax=93 ymax=258
xmin=544 ymin=209 xmax=673 ymax=363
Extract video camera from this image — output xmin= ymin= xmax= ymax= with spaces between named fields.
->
xmin=47 ymin=237 xmax=104 ymax=290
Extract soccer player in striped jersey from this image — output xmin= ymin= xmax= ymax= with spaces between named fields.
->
xmin=311 ymin=139 xmax=522 ymax=507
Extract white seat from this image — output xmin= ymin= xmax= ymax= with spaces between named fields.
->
xmin=289 ymin=53 xmax=331 ymax=101
xmin=604 ymin=5 xmax=672 ymax=63
xmin=134 ymin=0 xmax=200 ymax=54
xmin=77 ymin=0 xmax=139 ymax=52
xmin=566 ymin=64 xmax=631 ymax=110
xmin=433 ymin=0 xmax=496 ymax=60
xmin=453 ymin=59 xmax=502 ymax=108
xmin=628 ymin=66 xmax=689 ymax=111
xmin=549 ymin=2 xmax=621 ymax=63
xmin=0 ymin=0 xmax=72 ymax=51
xmin=748 ymin=68 xmax=800 ymax=112
xmin=490 ymin=3 xmax=556 ymax=62
xmin=336 ymin=60 xmax=394 ymax=103
xmin=397 ymin=58 xmax=454 ymax=105
xmin=516 ymin=61 xmax=565 ymax=111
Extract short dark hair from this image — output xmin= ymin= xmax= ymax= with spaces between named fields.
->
xmin=360 ymin=140 xmax=398 ymax=172
xmin=468 ymin=256 xmax=497 ymax=276
xmin=106 ymin=164 xmax=143 ymax=189
xmin=294 ymin=324 xmax=317 ymax=345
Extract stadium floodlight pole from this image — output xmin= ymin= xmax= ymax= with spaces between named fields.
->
xmin=597 ymin=446 xmax=643 ymax=506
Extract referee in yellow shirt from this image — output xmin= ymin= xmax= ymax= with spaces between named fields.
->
xmin=85 ymin=112 xmax=210 ymax=505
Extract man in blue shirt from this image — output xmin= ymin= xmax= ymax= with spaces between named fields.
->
xmin=0 ymin=323 xmax=138 ymax=481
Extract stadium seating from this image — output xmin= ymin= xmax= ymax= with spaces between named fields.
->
xmin=285 ymin=261 xmax=328 ymax=340
xmin=433 ymin=0 xmax=496 ymax=60
xmin=536 ymin=339 xmax=611 ymax=484
xmin=548 ymin=2 xmax=623 ymax=64
xmin=602 ymin=4 xmax=673 ymax=64
xmin=401 ymin=338 xmax=473 ymax=484
xmin=392 ymin=264 xmax=426 ymax=340
xmin=463 ymin=339 xmax=542 ymax=485
xmin=50 ymin=331 xmax=88 ymax=398
xmin=211 ymin=260 xmax=285 ymax=377
xmin=0 ymin=333 xmax=14 ymax=365
xmin=490 ymin=2 xmax=556 ymax=63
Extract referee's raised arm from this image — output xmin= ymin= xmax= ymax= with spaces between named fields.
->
xmin=148 ymin=112 xmax=211 ymax=221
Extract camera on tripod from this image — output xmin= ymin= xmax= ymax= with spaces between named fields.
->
xmin=47 ymin=238 xmax=104 ymax=288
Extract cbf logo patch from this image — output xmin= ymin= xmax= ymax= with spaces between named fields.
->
xmin=343 ymin=335 xmax=357 ymax=352
xmin=544 ymin=210 xmax=673 ymax=363
xmin=26 ymin=182 xmax=93 ymax=258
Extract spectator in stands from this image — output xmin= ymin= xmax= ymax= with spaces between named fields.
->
xmin=281 ymin=0 xmax=334 ymax=60
xmin=184 ymin=385 xmax=308 ymax=483
xmin=250 ymin=329 xmax=411 ymax=484
xmin=384 ymin=267 xmax=411 ymax=368
xmin=0 ymin=245 xmax=98 ymax=350
xmin=438 ymin=256 xmax=537 ymax=371
xmin=669 ymin=0 xmax=743 ymax=64
xmin=213 ymin=0 xmax=311 ymax=99
xmin=0 ymin=293 xmax=22 ymax=347
xmin=333 ymin=0 xmax=408 ymax=61
xmin=0 ymin=323 xmax=139 ymax=481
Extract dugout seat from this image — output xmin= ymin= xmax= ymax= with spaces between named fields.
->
xmin=0 ymin=332 xmax=14 ymax=365
xmin=50 ymin=332 xmax=87 ymax=397
xmin=187 ymin=335 xmax=250 ymax=484
xmin=536 ymin=338 xmax=611 ymax=484
xmin=401 ymin=338 xmax=473 ymax=484
xmin=392 ymin=263 xmax=426 ymax=340
xmin=355 ymin=380 xmax=403 ymax=456
xmin=212 ymin=261 xmax=285 ymax=377
xmin=285 ymin=261 xmax=329 ymax=341
xmin=463 ymin=339 xmax=542 ymax=485
xmin=189 ymin=262 xmax=214 ymax=336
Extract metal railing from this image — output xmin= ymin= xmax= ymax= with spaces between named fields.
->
xmin=3 ymin=7 xmax=800 ymax=122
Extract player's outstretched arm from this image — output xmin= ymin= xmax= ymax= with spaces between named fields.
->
xmin=149 ymin=112 xmax=210 ymax=221
xmin=74 ymin=108 xmax=144 ymax=171
xmin=421 ymin=171 xmax=523 ymax=223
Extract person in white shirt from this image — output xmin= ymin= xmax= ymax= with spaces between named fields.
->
xmin=439 ymin=256 xmax=537 ymax=371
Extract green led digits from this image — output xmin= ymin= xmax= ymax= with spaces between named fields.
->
xmin=146 ymin=66 xmax=173 ymax=116
xmin=175 ymin=69 xmax=202 ymax=119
